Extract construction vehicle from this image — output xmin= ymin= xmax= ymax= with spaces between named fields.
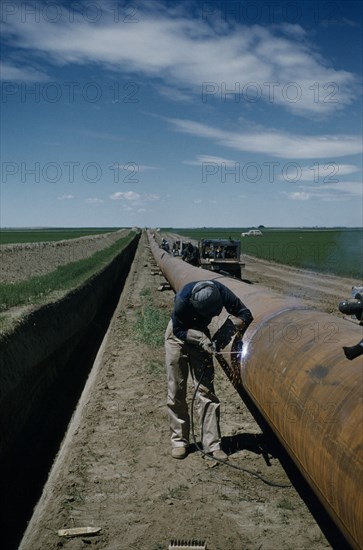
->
xmin=198 ymin=238 xmax=244 ymax=279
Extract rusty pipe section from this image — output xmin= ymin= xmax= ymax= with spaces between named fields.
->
xmin=147 ymin=231 xmax=363 ymax=550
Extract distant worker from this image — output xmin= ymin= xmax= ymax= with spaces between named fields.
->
xmin=215 ymin=245 xmax=225 ymax=259
xmin=182 ymin=242 xmax=200 ymax=267
xmin=165 ymin=280 xmax=253 ymax=460
xmin=161 ymin=238 xmax=170 ymax=253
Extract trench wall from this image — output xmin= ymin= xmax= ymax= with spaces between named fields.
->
xmin=0 ymin=232 xmax=140 ymax=464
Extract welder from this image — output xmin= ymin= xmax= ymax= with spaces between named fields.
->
xmin=165 ymin=280 xmax=253 ymax=460
xmin=339 ymin=288 xmax=363 ymax=360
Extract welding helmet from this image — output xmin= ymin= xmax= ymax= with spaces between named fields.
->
xmin=190 ymin=281 xmax=223 ymax=318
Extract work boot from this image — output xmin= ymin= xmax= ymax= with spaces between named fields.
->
xmin=204 ymin=449 xmax=228 ymax=461
xmin=211 ymin=449 xmax=228 ymax=461
xmin=343 ymin=345 xmax=363 ymax=361
xmin=171 ymin=447 xmax=188 ymax=459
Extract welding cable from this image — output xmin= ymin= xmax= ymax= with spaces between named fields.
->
xmin=190 ymin=361 xmax=291 ymax=489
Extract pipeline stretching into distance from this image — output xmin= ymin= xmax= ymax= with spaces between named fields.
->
xmin=148 ymin=230 xmax=362 ymax=550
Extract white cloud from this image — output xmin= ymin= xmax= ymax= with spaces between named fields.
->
xmin=74 ymin=130 xmax=127 ymax=142
xmin=109 ymin=191 xmax=160 ymax=214
xmin=156 ymin=85 xmax=193 ymax=103
xmin=284 ymin=180 xmax=362 ymax=202
xmin=278 ymin=163 xmax=360 ymax=182
xmin=85 ymin=197 xmax=103 ymax=204
xmin=110 ymin=191 xmax=141 ymax=201
xmin=0 ymin=62 xmax=49 ymax=82
xmin=285 ymin=191 xmax=310 ymax=201
xmin=110 ymin=163 xmax=161 ymax=173
xmin=110 ymin=191 xmax=161 ymax=202
xmin=2 ymin=2 xmax=358 ymax=116
xmin=144 ymin=194 xmax=160 ymax=201
xmin=313 ymin=181 xmax=362 ymax=198
xmin=184 ymin=155 xmax=238 ymax=167
xmin=57 ymin=194 xmax=74 ymax=200
xmin=168 ymin=117 xmax=363 ymax=159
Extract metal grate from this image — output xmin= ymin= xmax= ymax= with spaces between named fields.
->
xmin=169 ymin=541 xmax=207 ymax=550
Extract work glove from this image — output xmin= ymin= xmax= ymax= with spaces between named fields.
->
xmin=199 ymin=334 xmax=214 ymax=354
xmin=186 ymin=329 xmax=205 ymax=345
xmin=231 ymin=318 xmax=246 ymax=336
xmin=186 ymin=329 xmax=214 ymax=354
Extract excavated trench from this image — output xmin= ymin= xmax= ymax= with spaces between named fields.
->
xmin=0 ymin=233 xmax=140 ymax=550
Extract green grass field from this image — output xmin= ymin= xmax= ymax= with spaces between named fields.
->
xmin=0 ymin=227 xmax=122 ymax=244
xmin=167 ymin=228 xmax=362 ymax=279
xmin=0 ymin=232 xmax=136 ymax=312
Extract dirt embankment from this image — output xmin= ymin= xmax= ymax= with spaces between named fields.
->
xmin=0 ymin=230 xmax=129 ymax=284
xmin=0 ymin=234 xmax=140 ymax=466
xmin=20 ymin=233 xmax=339 ymax=550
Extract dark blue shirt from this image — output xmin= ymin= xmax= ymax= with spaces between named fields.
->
xmin=171 ymin=280 xmax=253 ymax=340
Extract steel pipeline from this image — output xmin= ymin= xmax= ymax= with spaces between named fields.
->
xmin=148 ymin=231 xmax=363 ymax=550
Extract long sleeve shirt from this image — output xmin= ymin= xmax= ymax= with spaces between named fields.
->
xmin=171 ymin=280 xmax=253 ymax=340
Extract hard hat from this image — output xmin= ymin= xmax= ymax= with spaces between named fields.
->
xmin=190 ymin=281 xmax=223 ymax=318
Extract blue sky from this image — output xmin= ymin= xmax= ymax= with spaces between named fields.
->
xmin=1 ymin=0 xmax=362 ymax=228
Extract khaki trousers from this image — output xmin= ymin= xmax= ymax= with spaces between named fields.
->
xmin=165 ymin=320 xmax=221 ymax=453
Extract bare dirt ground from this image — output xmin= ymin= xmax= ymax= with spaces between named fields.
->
xmin=0 ymin=230 xmax=128 ymax=284
xmin=242 ymin=255 xmax=361 ymax=316
xmin=19 ymin=232 xmax=359 ymax=550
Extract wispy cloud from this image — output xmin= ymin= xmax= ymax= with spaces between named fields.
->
xmin=111 ymin=163 xmax=161 ymax=172
xmin=72 ymin=130 xmax=128 ymax=142
xmin=320 ymin=17 xmax=361 ymax=29
xmin=109 ymin=189 xmax=160 ymax=215
xmin=110 ymin=191 xmax=141 ymax=201
xmin=167 ymin=117 xmax=362 ymax=159
xmin=184 ymin=155 xmax=238 ymax=167
xmin=2 ymin=1 xmax=359 ymax=116
xmin=283 ymin=180 xmax=362 ymax=202
xmin=285 ymin=191 xmax=310 ymax=201
xmin=156 ymin=85 xmax=193 ymax=103
xmin=0 ymin=61 xmax=49 ymax=82
xmin=57 ymin=194 xmax=74 ymax=200
xmin=85 ymin=197 xmax=103 ymax=204
xmin=278 ymin=163 xmax=360 ymax=182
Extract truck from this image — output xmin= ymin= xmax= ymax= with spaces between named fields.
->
xmin=198 ymin=238 xmax=244 ymax=279
xmin=241 ymin=229 xmax=263 ymax=237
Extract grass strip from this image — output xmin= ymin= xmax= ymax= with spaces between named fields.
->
xmin=133 ymin=288 xmax=170 ymax=348
xmin=0 ymin=228 xmax=121 ymax=244
xmin=0 ymin=232 xmax=136 ymax=312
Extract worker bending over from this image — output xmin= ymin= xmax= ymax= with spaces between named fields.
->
xmin=165 ymin=280 xmax=253 ymax=460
